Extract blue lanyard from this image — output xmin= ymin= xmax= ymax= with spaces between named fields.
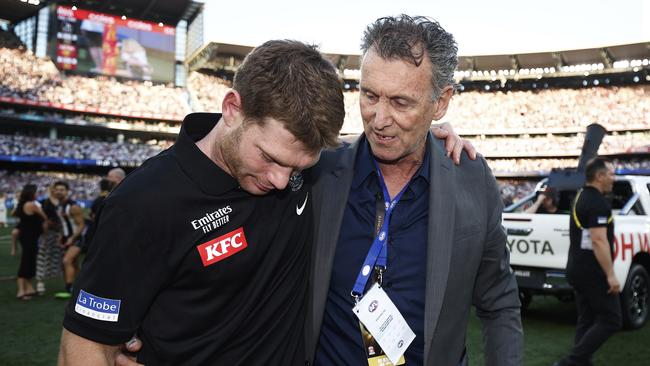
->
xmin=351 ymin=161 xmax=411 ymax=299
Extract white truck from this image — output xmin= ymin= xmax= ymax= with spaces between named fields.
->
xmin=504 ymin=175 xmax=650 ymax=329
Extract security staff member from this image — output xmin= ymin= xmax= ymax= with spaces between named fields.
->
xmin=58 ymin=40 xmax=345 ymax=366
xmin=555 ymin=157 xmax=621 ymax=366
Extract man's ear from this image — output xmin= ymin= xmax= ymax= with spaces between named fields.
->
xmin=221 ymin=90 xmax=244 ymax=127
xmin=432 ymin=85 xmax=454 ymax=121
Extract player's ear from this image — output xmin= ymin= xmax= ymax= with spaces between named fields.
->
xmin=222 ymin=90 xmax=244 ymax=128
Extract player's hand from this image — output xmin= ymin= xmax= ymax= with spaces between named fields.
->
xmin=430 ymin=122 xmax=477 ymax=164
xmin=115 ymin=337 xmax=143 ymax=366
xmin=607 ymin=274 xmax=621 ymax=294
xmin=10 ymin=246 xmax=15 ymax=256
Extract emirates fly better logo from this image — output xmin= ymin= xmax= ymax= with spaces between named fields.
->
xmin=197 ymin=227 xmax=248 ymax=267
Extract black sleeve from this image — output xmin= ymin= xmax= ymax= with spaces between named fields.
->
xmin=63 ymin=202 xmax=174 ymax=345
xmin=583 ymin=196 xmax=611 ymax=229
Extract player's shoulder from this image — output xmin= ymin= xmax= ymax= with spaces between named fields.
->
xmin=107 ymin=151 xmax=184 ymax=205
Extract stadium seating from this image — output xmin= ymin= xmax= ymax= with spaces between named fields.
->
xmin=0 ymin=44 xmax=648 ymax=206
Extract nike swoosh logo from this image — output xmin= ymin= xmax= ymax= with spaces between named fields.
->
xmin=296 ymin=192 xmax=309 ymax=216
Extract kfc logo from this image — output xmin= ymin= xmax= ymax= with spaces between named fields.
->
xmin=197 ymin=227 xmax=247 ymax=267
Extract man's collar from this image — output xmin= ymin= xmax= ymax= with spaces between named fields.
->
xmin=172 ymin=113 xmax=239 ymax=196
xmin=352 ymin=134 xmax=431 ymax=189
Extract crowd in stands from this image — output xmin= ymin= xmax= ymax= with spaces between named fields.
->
xmin=334 ymin=86 xmax=650 ymax=135
xmin=446 ymin=86 xmax=650 ymax=133
xmin=0 ymin=41 xmax=649 ymax=206
xmin=0 ymin=48 xmax=190 ymax=118
xmin=486 ymin=157 xmax=650 ymax=175
xmin=472 ymin=131 xmax=650 ymax=157
xmin=0 ymin=48 xmax=60 ymax=100
xmin=2 ymin=44 xmax=649 ymax=135
xmin=187 ymin=71 xmax=231 ymax=112
xmin=487 ymin=158 xmax=577 ymax=174
xmin=0 ymin=134 xmax=171 ymax=166
xmin=0 ymin=170 xmax=99 ymax=204
xmin=0 ymin=107 xmax=180 ymax=134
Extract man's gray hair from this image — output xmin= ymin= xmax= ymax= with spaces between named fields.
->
xmin=361 ymin=14 xmax=458 ymax=100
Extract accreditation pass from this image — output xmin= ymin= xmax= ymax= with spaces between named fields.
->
xmin=353 ymin=283 xmax=415 ymax=365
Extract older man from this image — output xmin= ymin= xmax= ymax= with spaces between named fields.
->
xmin=308 ymin=15 xmax=523 ymax=366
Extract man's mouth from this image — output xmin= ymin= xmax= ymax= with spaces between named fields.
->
xmin=374 ymin=132 xmax=395 ymax=142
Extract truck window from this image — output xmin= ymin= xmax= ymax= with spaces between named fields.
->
xmin=612 ymin=180 xmax=644 ymax=215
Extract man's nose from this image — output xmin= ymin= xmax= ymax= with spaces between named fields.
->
xmin=372 ymin=100 xmax=393 ymax=130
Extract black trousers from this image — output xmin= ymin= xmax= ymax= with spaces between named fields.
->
xmin=564 ymin=279 xmax=622 ymax=365
xmin=17 ymin=233 xmax=39 ymax=279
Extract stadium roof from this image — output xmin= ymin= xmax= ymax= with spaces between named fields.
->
xmin=0 ymin=0 xmax=203 ymax=25
xmin=186 ymin=41 xmax=363 ymax=74
xmin=187 ymin=41 xmax=650 ymax=80
xmin=458 ymin=43 xmax=650 ymax=72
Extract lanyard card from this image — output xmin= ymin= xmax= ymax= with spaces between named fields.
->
xmin=353 ymin=283 xmax=415 ymax=366
xmin=359 ymin=321 xmax=406 ymax=366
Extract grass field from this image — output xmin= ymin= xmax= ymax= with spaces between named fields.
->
xmin=1 ymin=226 xmax=648 ymax=365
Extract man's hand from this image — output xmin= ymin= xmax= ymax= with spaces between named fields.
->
xmin=114 ymin=337 xmax=143 ymax=366
xmin=431 ymin=122 xmax=477 ymax=164
xmin=607 ymin=274 xmax=621 ymax=294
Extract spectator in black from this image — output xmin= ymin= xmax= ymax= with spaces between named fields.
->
xmin=12 ymin=184 xmax=47 ymax=300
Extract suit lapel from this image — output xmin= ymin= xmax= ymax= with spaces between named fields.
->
xmin=423 ymin=135 xmax=456 ymax=364
xmin=310 ymin=138 xmax=360 ymax=345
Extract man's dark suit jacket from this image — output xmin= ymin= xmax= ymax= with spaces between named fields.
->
xmin=306 ymin=133 xmax=523 ymax=366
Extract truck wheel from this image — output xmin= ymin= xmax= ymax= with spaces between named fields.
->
xmin=621 ymin=264 xmax=649 ymax=330
xmin=519 ymin=290 xmax=532 ymax=310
